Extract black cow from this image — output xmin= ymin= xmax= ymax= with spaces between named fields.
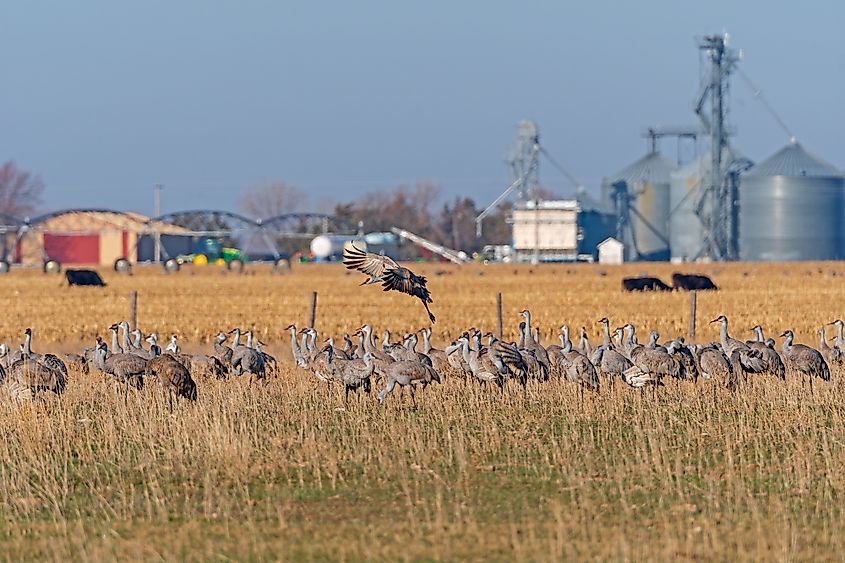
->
xmin=66 ymin=269 xmax=106 ymax=287
xmin=672 ymin=273 xmax=717 ymax=291
xmin=622 ymin=277 xmax=672 ymax=292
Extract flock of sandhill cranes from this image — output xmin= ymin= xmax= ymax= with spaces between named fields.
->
xmin=0 ymin=323 xmax=276 ymax=406
xmin=0 ymin=312 xmax=839 ymax=407
xmin=289 ymin=312 xmax=842 ymax=406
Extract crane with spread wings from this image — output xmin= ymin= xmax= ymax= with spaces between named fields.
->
xmin=342 ymin=243 xmax=436 ymax=323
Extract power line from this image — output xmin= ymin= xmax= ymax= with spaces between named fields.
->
xmin=735 ymin=66 xmax=795 ymax=141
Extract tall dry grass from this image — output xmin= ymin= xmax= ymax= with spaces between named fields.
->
xmin=1 ymin=262 xmax=845 ymax=560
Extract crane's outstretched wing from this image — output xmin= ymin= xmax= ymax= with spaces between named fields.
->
xmin=343 ymin=243 xmax=400 ymax=284
xmin=382 ymin=268 xmax=436 ymax=323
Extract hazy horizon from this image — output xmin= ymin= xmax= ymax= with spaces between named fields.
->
xmin=2 ymin=1 xmax=842 ymax=218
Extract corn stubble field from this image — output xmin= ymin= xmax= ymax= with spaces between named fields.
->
xmin=3 ymin=261 xmax=845 ymax=560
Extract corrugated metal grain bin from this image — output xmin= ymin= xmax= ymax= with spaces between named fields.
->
xmin=739 ymin=141 xmax=844 ymax=261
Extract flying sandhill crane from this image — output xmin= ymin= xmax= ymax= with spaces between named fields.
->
xmin=145 ymin=354 xmax=197 ymax=408
xmin=322 ymin=345 xmax=374 ymax=405
xmin=780 ymin=330 xmax=830 ymax=386
xmin=376 ymin=358 xmax=440 ymax=406
xmin=818 ymin=326 xmax=844 ymax=369
xmin=343 ymin=243 xmax=436 ymax=323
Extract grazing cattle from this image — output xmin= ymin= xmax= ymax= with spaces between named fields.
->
xmin=672 ymin=273 xmax=718 ymax=291
xmin=66 ymin=269 xmax=106 ymax=287
xmin=622 ymin=277 xmax=672 ymax=292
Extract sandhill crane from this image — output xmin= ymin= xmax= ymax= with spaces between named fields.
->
xmin=695 ymin=345 xmax=736 ymax=390
xmin=623 ymin=339 xmax=682 ymax=390
xmin=829 ymin=320 xmax=845 ymax=350
xmin=483 ymin=332 xmax=531 ymax=386
xmin=402 ymin=333 xmax=434 ymax=367
xmin=578 ymin=327 xmax=592 ymax=356
xmin=455 ymin=336 xmax=504 ymax=389
xmin=747 ymin=326 xmax=786 ymax=380
xmin=11 ymin=327 xmax=43 ymax=363
xmin=286 ymin=325 xmax=308 ymax=369
xmin=343 ymin=243 xmax=436 ymax=322
xmin=781 ymin=330 xmax=830 ymax=385
xmin=376 ymin=359 xmax=440 ymax=406
xmin=668 ymin=338 xmax=699 ymax=382
xmin=231 ymin=342 xmax=266 ymax=384
xmin=145 ymin=354 xmax=197 ymax=408
xmin=93 ymin=341 xmax=145 ymax=401
xmin=214 ymin=331 xmax=234 ymax=367
xmin=519 ymin=310 xmax=551 ymax=373
xmin=6 ymin=355 xmax=65 ymax=401
xmin=555 ymin=326 xmax=599 ymax=397
xmin=818 ymin=325 xmax=844 ymax=369
xmin=419 ymin=327 xmax=450 ymax=376
xmin=322 ymin=345 xmax=374 ymax=405
xmin=145 ymin=333 xmax=162 ymax=357
xmin=165 ymin=335 xmax=180 ymax=355
xmin=645 ymin=331 xmax=668 ymax=352
xmin=710 ymin=316 xmax=766 ymax=373
xmin=355 ymin=325 xmax=395 ymax=377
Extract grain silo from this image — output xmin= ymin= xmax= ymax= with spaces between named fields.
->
xmin=739 ymin=141 xmax=845 ymax=261
xmin=669 ymin=148 xmax=752 ymax=261
xmin=602 ymin=151 xmax=674 ymax=260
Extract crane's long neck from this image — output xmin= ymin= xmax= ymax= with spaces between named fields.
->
xmin=121 ymin=327 xmax=131 ymax=352
xmin=289 ymin=329 xmax=299 ymax=354
xmin=518 ymin=325 xmax=526 ymax=348
xmin=783 ymin=332 xmax=794 ymax=350
xmin=719 ymin=321 xmax=729 ymax=347
xmin=754 ymin=327 xmax=764 ymax=342
xmin=382 ymin=331 xmax=390 ymax=350
xmin=233 ymin=330 xmax=241 ymax=347
xmin=300 ymin=333 xmax=309 ymax=353
xmin=459 ymin=340 xmax=474 ymax=367
xmin=580 ymin=330 xmax=589 ymax=350
xmin=24 ymin=332 xmax=32 ymax=356
xmin=111 ymin=329 xmax=120 ymax=353
xmin=246 ymin=332 xmax=254 ymax=348
xmin=94 ymin=347 xmax=106 ymax=370
xmin=602 ymin=322 xmax=611 ymax=347
xmin=407 ymin=334 xmax=418 ymax=352
xmin=819 ymin=328 xmax=828 ymax=350
xmin=837 ymin=323 xmax=845 ymax=347
xmin=561 ymin=328 xmax=572 ymax=352
xmin=648 ymin=332 xmax=658 ymax=347
xmin=421 ymin=331 xmax=432 ymax=354
xmin=362 ymin=329 xmax=375 ymax=354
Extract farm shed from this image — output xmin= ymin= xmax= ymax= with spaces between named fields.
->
xmin=16 ymin=209 xmax=190 ymax=266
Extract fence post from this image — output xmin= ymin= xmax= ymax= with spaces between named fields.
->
xmin=308 ymin=291 xmax=318 ymax=329
xmin=129 ymin=290 xmax=138 ymax=332
xmin=496 ymin=292 xmax=503 ymax=338
xmin=688 ymin=290 xmax=697 ymax=341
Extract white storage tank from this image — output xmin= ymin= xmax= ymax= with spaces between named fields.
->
xmin=310 ymin=235 xmax=365 ymax=260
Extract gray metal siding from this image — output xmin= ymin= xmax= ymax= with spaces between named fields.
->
xmin=739 ymin=175 xmax=845 ymax=261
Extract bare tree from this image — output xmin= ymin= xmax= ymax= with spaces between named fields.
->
xmin=239 ymin=181 xmax=306 ymax=220
xmin=0 ymin=161 xmax=44 ymax=218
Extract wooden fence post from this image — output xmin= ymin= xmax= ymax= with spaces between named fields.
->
xmin=496 ymin=292 xmax=503 ymax=338
xmin=129 ymin=290 xmax=138 ymax=331
xmin=308 ymin=291 xmax=318 ymax=329
xmin=688 ymin=290 xmax=697 ymax=341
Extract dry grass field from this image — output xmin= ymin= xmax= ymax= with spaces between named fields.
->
xmin=2 ymin=261 xmax=845 ymax=560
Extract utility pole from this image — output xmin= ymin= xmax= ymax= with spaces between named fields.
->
xmin=154 ymin=183 xmax=162 ymax=263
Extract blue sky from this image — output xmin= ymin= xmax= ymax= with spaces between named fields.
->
xmin=1 ymin=1 xmax=842 ymax=217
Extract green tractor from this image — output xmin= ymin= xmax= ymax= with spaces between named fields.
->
xmin=177 ymin=238 xmax=247 ymax=271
